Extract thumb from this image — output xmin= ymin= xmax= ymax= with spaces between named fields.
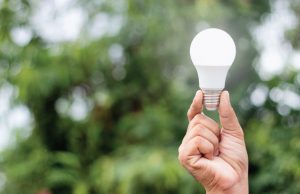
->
xmin=218 ymin=91 xmax=243 ymax=134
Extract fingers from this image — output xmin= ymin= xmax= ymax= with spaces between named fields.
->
xmin=187 ymin=90 xmax=203 ymax=121
xmin=184 ymin=124 xmax=219 ymax=155
xmin=180 ymin=115 xmax=220 ymax=163
xmin=218 ymin=91 xmax=244 ymax=138
xmin=180 ymin=90 xmax=223 ymax=165
xmin=182 ymin=108 xmax=221 ymax=153
xmin=179 ymin=136 xmax=214 ymax=167
xmin=188 ymin=114 xmax=220 ymax=136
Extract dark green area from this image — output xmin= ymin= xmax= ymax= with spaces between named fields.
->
xmin=0 ymin=0 xmax=300 ymax=193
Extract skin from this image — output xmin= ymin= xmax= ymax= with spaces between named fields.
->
xmin=178 ymin=90 xmax=248 ymax=194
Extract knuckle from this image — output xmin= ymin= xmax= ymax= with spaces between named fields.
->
xmin=193 ymin=125 xmax=205 ymax=137
xmin=212 ymin=127 xmax=220 ymax=138
xmin=178 ymin=144 xmax=183 ymax=153
xmin=187 ymin=110 xmax=191 ymax=119
xmin=213 ymin=123 xmax=220 ymax=132
xmin=188 ymin=158 xmax=204 ymax=170
xmin=194 ymin=114 xmax=202 ymax=119
xmin=178 ymin=145 xmax=187 ymax=166
xmin=201 ymin=141 xmax=214 ymax=153
xmin=193 ymin=139 xmax=200 ymax=148
xmin=192 ymin=125 xmax=199 ymax=132
xmin=178 ymin=152 xmax=187 ymax=166
xmin=196 ymin=126 xmax=219 ymax=146
xmin=178 ymin=145 xmax=181 ymax=153
xmin=191 ymin=114 xmax=201 ymax=122
xmin=205 ymin=142 xmax=214 ymax=153
xmin=211 ymin=135 xmax=218 ymax=147
xmin=195 ymin=123 xmax=205 ymax=130
xmin=196 ymin=115 xmax=205 ymax=123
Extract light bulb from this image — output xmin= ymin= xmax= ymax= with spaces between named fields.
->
xmin=190 ymin=28 xmax=236 ymax=111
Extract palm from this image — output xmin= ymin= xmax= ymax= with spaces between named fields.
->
xmin=192 ymin=129 xmax=247 ymax=190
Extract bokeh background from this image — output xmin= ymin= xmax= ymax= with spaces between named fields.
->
xmin=0 ymin=0 xmax=300 ymax=193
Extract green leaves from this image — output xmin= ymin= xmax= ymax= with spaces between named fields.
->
xmin=1 ymin=0 xmax=298 ymax=194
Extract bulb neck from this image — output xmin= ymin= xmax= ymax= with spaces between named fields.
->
xmin=202 ymin=89 xmax=223 ymax=111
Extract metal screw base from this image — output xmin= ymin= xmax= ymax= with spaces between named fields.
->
xmin=202 ymin=89 xmax=222 ymax=111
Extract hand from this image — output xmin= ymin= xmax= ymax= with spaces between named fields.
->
xmin=178 ymin=90 xmax=248 ymax=194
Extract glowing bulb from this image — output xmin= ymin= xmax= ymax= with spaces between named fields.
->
xmin=190 ymin=28 xmax=236 ymax=111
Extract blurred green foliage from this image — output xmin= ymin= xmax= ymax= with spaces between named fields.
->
xmin=1 ymin=0 xmax=300 ymax=193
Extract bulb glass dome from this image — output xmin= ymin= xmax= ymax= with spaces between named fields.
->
xmin=190 ymin=28 xmax=236 ymax=67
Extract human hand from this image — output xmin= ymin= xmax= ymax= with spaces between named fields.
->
xmin=178 ymin=90 xmax=248 ymax=194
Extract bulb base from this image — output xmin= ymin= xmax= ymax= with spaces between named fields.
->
xmin=202 ymin=89 xmax=222 ymax=111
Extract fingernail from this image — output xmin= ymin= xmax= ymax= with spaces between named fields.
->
xmin=223 ymin=91 xmax=231 ymax=106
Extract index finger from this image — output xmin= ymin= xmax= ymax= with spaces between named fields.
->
xmin=188 ymin=114 xmax=220 ymax=136
xmin=187 ymin=90 xmax=203 ymax=121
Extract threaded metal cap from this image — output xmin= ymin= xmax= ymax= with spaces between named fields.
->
xmin=202 ymin=89 xmax=222 ymax=111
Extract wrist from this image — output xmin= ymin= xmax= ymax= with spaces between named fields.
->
xmin=206 ymin=174 xmax=248 ymax=194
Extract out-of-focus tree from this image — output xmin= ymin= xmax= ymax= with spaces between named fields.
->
xmin=3 ymin=0 xmax=300 ymax=193
xmin=243 ymin=0 xmax=300 ymax=193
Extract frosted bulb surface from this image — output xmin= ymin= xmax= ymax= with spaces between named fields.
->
xmin=189 ymin=28 xmax=236 ymax=111
xmin=190 ymin=28 xmax=236 ymax=67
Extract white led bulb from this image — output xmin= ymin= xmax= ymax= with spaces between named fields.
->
xmin=190 ymin=28 xmax=236 ymax=111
